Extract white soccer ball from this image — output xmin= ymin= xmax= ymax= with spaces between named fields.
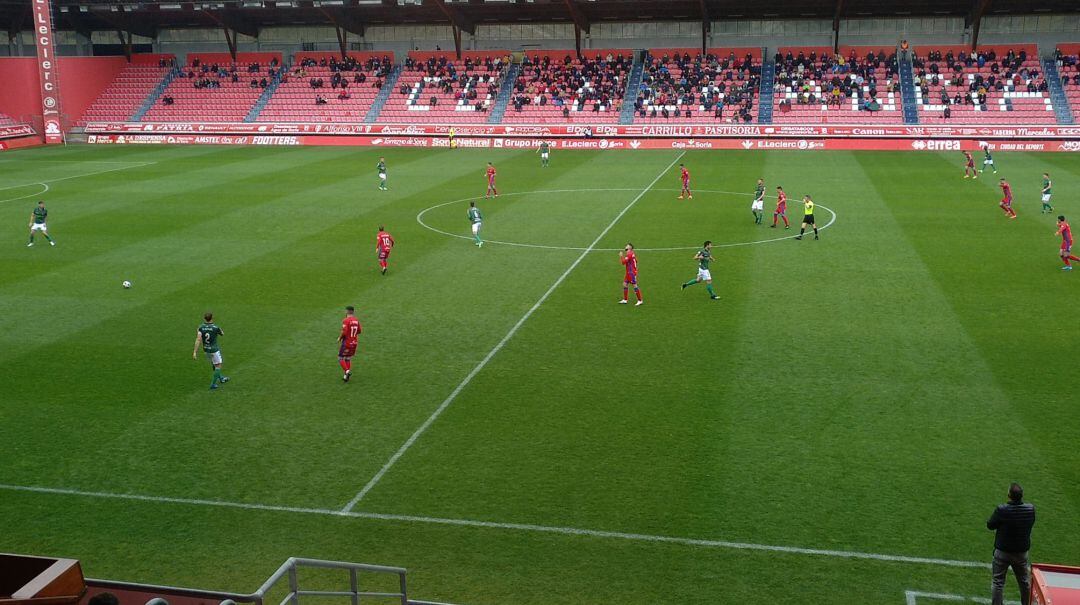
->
xmin=122 ymin=280 xmax=132 ymax=289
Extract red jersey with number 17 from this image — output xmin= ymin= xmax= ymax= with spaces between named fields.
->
xmin=376 ymin=230 xmax=395 ymax=252
xmin=341 ymin=316 xmax=362 ymax=345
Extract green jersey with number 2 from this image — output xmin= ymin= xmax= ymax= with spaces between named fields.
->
xmin=198 ymin=322 xmax=223 ymax=353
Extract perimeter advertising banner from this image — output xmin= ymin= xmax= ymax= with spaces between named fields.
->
xmin=32 ymin=0 xmax=62 ymax=144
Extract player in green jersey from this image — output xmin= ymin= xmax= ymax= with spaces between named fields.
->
xmin=752 ymin=178 xmax=766 ymax=224
xmin=27 ymin=201 xmax=55 ymax=247
xmin=795 ymin=195 xmax=819 ymax=240
xmin=536 ymin=141 xmax=551 ymax=167
xmin=981 ymin=147 xmax=998 ymax=174
xmin=681 ymin=241 xmax=719 ymax=300
xmin=1041 ymin=172 xmax=1053 ymax=213
xmin=377 ymin=157 xmax=388 ymax=191
xmin=468 ymin=201 xmax=483 ymax=247
xmin=192 ymin=311 xmax=230 ymax=390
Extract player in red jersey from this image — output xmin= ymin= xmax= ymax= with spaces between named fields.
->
xmin=999 ymin=178 xmax=1017 ymax=219
xmin=375 ymin=225 xmax=395 ymax=274
xmin=770 ymin=185 xmax=790 ymax=229
xmin=963 ymin=151 xmax=977 ymax=179
xmin=677 ymin=164 xmax=692 ymax=199
xmin=619 ymin=243 xmax=643 ymax=306
xmin=1056 ymin=216 xmax=1080 ymax=271
xmin=337 ymin=306 xmax=362 ymax=382
xmin=485 ymin=162 xmax=498 ymax=198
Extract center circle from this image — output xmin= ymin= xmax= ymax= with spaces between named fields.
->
xmin=416 ymin=188 xmax=837 ymax=251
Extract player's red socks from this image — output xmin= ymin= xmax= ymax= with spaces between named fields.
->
xmin=339 ymin=359 xmax=348 ymax=371
xmin=379 ymin=260 xmax=387 ymax=270
xmin=635 ymin=289 xmax=642 ymax=302
xmin=622 ymin=288 xmax=629 ymax=301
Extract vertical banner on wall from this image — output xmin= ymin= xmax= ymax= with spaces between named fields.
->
xmin=32 ymin=0 xmax=63 ymax=144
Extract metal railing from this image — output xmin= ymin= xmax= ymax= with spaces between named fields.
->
xmin=87 ymin=557 xmax=460 ymax=605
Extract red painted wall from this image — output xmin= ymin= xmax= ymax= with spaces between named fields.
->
xmin=58 ymin=56 xmax=128 ymax=127
xmin=0 ymin=58 xmax=41 ymax=123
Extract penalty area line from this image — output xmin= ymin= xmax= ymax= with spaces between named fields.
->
xmin=341 ymin=152 xmax=687 ymax=512
xmin=0 ymin=482 xmax=988 ymax=570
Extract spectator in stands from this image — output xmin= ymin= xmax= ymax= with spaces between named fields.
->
xmin=987 ymin=483 xmax=1035 ymax=605
xmin=943 ymin=106 xmax=950 ymax=120
xmin=315 ymin=95 xmax=327 ymax=105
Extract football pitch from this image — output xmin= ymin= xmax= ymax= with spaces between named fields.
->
xmin=1 ymin=143 xmax=1077 ymax=604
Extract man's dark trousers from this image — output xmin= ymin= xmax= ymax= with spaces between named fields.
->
xmin=991 ymin=548 xmax=1030 ymax=605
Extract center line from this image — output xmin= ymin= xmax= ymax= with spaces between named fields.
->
xmin=340 ymin=151 xmax=686 ymax=512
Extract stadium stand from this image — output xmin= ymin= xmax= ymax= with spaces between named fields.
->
xmin=77 ymin=55 xmax=175 ymax=125
xmin=771 ymin=47 xmax=901 ymax=123
xmin=912 ymin=44 xmax=1056 ymax=123
xmin=256 ymin=51 xmax=393 ymax=123
xmin=377 ymin=50 xmax=509 ymax=123
xmin=1057 ymin=44 xmax=1080 ymax=121
xmin=634 ymin=48 xmax=761 ymax=123
xmin=502 ymin=49 xmax=633 ymax=124
xmin=141 ymin=52 xmax=282 ymax=123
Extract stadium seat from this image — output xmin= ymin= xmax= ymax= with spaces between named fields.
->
xmin=77 ymin=58 xmax=174 ymax=126
xmin=634 ymin=48 xmax=761 ymax=124
xmin=381 ymin=52 xmax=509 ymax=124
xmin=256 ymin=52 xmax=392 ymax=123
xmin=771 ymin=47 xmax=902 ymax=124
xmin=913 ymin=45 xmax=1056 ymax=124
xmin=502 ymin=50 xmax=631 ymax=124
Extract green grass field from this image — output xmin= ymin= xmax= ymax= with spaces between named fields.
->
xmin=1 ymin=144 xmax=1078 ymax=605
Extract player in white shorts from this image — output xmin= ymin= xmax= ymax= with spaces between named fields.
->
xmin=27 ymin=200 xmax=55 ymax=247
xmin=751 ymin=178 xmax=765 ymax=225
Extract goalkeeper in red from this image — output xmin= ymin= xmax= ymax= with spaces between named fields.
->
xmin=338 ymin=306 xmax=362 ymax=382
xmin=1056 ymin=216 xmax=1079 ymax=271
xmin=619 ymin=243 xmax=643 ymax=306
xmin=677 ymin=164 xmax=693 ymax=199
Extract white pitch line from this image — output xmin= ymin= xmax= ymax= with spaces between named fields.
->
xmin=0 ymin=182 xmax=49 ymax=205
xmin=0 ymin=162 xmax=157 ymax=193
xmin=904 ymin=590 xmax=1019 ymax=605
xmin=0 ymin=482 xmax=988 ymax=570
xmin=341 ymin=153 xmax=688 ymax=512
xmin=416 ymin=188 xmax=836 ymax=252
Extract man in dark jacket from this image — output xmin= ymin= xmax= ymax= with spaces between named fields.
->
xmin=987 ymin=483 xmax=1035 ymax=605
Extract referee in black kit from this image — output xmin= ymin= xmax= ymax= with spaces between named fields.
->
xmin=987 ymin=482 xmax=1036 ymax=605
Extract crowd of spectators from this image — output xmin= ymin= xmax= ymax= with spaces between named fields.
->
xmin=636 ymin=51 xmax=759 ymax=122
xmin=182 ymin=59 xmax=283 ymax=91
xmin=912 ymin=48 xmax=1045 ymax=110
xmin=510 ymin=53 xmax=630 ymax=114
xmin=293 ymin=55 xmax=393 ymax=104
xmin=774 ymin=49 xmax=897 ymax=113
xmin=401 ymin=55 xmax=507 ymax=112
xmin=1055 ymin=48 xmax=1080 ymax=87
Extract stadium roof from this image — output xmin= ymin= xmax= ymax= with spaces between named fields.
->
xmin=1 ymin=0 xmax=1077 ymax=40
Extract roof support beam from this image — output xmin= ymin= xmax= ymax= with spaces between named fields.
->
xmin=93 ymin=7 xmax=158 ymax=40
xmin=335 ymin=25 xmax=347 ymax=60
xmin=430 ymin=0 xmax=474 ymax=36
xmin=699 ymin=0 xmax=710 ymax=55
xmin=204 ymin=9 xmax=260 ymax=38
xmin=968 ymin=0 xmax=992 ymax=50
xmin=832 ymin=0 xmax=844 ymax=53
xmin=452 ymin=24 xmax=462 ymax=61
xmin=563 ymin=0 xmax=589 ymax=34
xmin=319 ymin=7 xmax=365 ymax=37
